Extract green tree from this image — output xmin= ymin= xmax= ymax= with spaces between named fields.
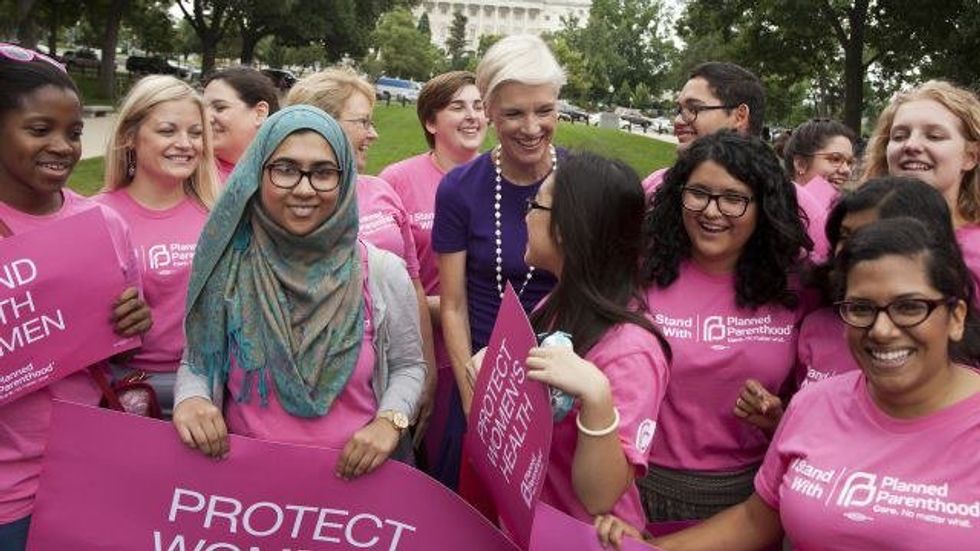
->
xmin=633 ymin=81 xmax=651 ymax=109
xmin=232 ymin=0 xmax=298 ymax=65
xmin=176 ymin=0 xmax=236 ymax=74
xmin=476 ymin=33 xmax=502 ymax=58
xmin=676 ymin=0 xmax=966 ymax=133
xmin=417 ymin=11 xmax=430 ymax=38
xmin=444 ymin=10 xmax=469 ymax=70
xmin=364 ymin=7 xmax=441 ymax=81
xmin=124 ymin=0 xmax=177 ymax=56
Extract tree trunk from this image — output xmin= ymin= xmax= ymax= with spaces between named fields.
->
xmin=98 ymin=0 xmax=129 ymax=101
xmin=201 ymin=36 xmax=218 ymax=76
xmin=842 ymin=0 xmax=868 ymax=135
xmin=239 ymin=30 xmax=262 ymax=65
xmin=16 ymin=0 xmax=39 ymax=48
xmin=46 ymin=7 xmax=58 ymax=57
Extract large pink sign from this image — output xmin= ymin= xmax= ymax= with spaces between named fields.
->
xmin=0 ymin=208 xmax=139 ymax=405
xmin=530 ymin=502 xmax=659 ymax=551
xmin=464 ymin=284 xmax=553 ymax=550
xmin=28 ymin=401 xmax=519 ymax=551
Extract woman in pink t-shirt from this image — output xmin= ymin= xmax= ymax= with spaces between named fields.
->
xmin=515 ymin=151 xmax=671 ymax=529
xmin=172 ymin=105 xmax=425 ymax=479
xmin=794 ymin=177 xmax=960 ymax=390
xmin=639 ymin=131 xmax=813 ymax=523
xmin=203 ymin=66 xmax=279 ymax=183
xmin=861 ymin=80 xmax=980 ymax=287
xmin=284 ymin=69 xmax=437 ymax=437
xmin=0 ymin=45 xmax=150 ymax=549
xmin=598 ymin=217 xmax=980 ymax=550
xmin=782 ymin=118 xmax=857 ymax=212
xmin=378 ymin=71 xmax=487 ymax=485
xmin=96 ymin=75 xmax=219 ymax=416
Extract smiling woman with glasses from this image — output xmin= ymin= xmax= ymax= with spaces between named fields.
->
xmin=638 ymin=131 xmax=814 ymax=526
xmin=783 ymin=118 xmax=857 ymax=215
xmin=596 ymin=215 xmax=980 ymax=551
xmin=286 ymin=69 xmax=438 ymax=448
xmin=173 ymin=105 xmax=426 ymax=483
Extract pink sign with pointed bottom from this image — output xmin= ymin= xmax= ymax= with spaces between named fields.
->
xmin=464 ymin=284 xmax=553 ymax=550
xmin=0 ymin=208 xmax=138 ymax=405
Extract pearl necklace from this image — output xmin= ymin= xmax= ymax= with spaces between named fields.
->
xmin=493 ymin=144 xmax=557 ymax=299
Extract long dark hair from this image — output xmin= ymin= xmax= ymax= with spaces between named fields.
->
xmin=809 ymin=177 xmax=958 ymax=302
xmin=530 ymin=151 xmax=671 ymax=360
xmin=643 ymin=131 xmax=812 ymax=309
xmin=834 ymin=217 xmax=980 ymax=366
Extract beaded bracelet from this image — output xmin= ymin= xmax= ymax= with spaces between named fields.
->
xmin=576 ymin=407 xmax=620 ymax=437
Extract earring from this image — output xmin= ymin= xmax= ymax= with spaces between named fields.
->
xmin=126 ymin=148 xmax=136 ymax=178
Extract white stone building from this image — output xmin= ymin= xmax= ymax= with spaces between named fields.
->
xmin=415 ymin=1 xmax=592 ymax=51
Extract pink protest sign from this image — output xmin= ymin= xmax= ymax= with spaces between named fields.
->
xmin=464 ymin=283 xmax=553 ymax=550
xmin=28 ymin=401 xmax=519 ymax=551
xmin=529 ymin=502 xmax=658 ymax=551
xmin=0 ymin=208 xmax=138 ymax=405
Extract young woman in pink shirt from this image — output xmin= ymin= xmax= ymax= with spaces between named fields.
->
xmin=861 ymin=81 xmax=980 ymax=287
xmin=520 ymin=151 xmax=671 ymax=530
xmin=285 ymin=70 xmax=437 ymax=442
xmin=639 ymin=131 xmax=813 ymax=523
xmin=782 ymin=118 xmax=857 ymax=212
xmin=0 ymin=44 xmax=150 ymax=550
xmin=378 ymin=71 xmax=487 ymax=484
xmin=598 ymin=216 xmax=980 ymax=550
xmin=203 ymin=67 xmax=279 ymax=184
xmin=96 ymin=75 xmax=219 ymax=416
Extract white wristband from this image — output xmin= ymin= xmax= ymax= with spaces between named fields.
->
xmin=576 ymin=407 xmax=620 ymax=437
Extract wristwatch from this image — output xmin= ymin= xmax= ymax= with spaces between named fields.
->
xmin=376 ymin=410 xmax=410 ymax=433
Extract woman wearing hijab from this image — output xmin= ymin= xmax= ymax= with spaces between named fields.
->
xmin=171 ymin=105 xmax=425 ymax=479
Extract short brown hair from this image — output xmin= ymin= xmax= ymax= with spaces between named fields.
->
xmin=416 ymin=71 xmax=477 ymax=149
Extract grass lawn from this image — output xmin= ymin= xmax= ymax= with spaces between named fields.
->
xmin=68 ymin=104 xmax=676 ymax=196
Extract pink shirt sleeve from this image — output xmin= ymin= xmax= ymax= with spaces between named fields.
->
xmin=754 ymin=391 xmax=802 ymax=509
xmin=357 ymin=176 xmax=421 ymax=280
xmin=586 ymin=324 xmax=671 ymax=475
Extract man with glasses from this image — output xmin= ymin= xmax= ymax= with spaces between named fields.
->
xmin=643 ymin=61 xmax=829 ymax=258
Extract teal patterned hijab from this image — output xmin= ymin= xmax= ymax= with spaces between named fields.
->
xmin=184 ymin=105 xmax=364 ymax=418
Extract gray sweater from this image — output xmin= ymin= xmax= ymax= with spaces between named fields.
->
xmin=173 ymin=244 xmax=426 ymax=421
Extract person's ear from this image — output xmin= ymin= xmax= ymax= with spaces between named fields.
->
xmin=253 ymin=101 xmax=270 ymax=126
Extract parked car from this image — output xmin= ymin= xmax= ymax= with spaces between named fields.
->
xmin=615 ymin=107 xmax=654 ymax=131
xmin=557 ymin=100 xmax=590 ymax=123
xmin=63 ymin=49 xmax=100 ymax=71
xmin=374 ymin=77 xmax=422 ymax=102
xmin=125 ymin=56 xmax=188 ymax=78
xmin=260 ymin=68 xmax=297 ymax=91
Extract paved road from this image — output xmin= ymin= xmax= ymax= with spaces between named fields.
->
xmin=81 ymin=113 xmax=117 ymax=160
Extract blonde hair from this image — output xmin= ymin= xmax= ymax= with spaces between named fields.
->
xmin=104 ymin=75 xmax=219 ymax=209
xmin=284 ymin=67 xmax=375 ymax=118
xmin=476 ymin=34 xmax=565 ymax=110
xmin=862 ymin=80 xmax=980 ymax=222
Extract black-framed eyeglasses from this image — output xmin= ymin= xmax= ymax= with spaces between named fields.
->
xmin=807 ymin=152 xmax=856 ymax=168
xmin=525 ymin=197 xmax=552 ymax=215
xmin=835 ymin=297 xmax=958 ymax=329
xmin=675 ymin=103 xmax=738 ymax=124
xmin=264 ymin=162 xmax=343 ymax=192
xmin=342 ymin=117 xmax=375 ymax=131
xmin=681 ymin=186 xmax=754 ymax=217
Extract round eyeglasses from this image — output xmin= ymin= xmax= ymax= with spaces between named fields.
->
xmin=835 ymin=297 xmax=957 ymax=329
xmin=265 ymin=162 xmax=342 ymax=192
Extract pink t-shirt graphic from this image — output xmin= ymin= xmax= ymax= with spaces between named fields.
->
xmin=95 ymin=191 xmax=208 ymax=373
xmin=356 ymin=175 xmax=421 ymax=280
xmin=795 ymin=307 xmax=859 ymax=389
xmin=756 ymin=370 xmax=980 ymax=550
xmin=379 ymin=153 xmax=445 ymax=295
xmin=539 ymin=322 xmax=670 ymax=530
xmin=645 ymin=261 xmax=804 ymax=471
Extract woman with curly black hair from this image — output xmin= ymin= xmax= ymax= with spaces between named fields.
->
xmin=637 ymin=131 xmax=813 ymax=527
